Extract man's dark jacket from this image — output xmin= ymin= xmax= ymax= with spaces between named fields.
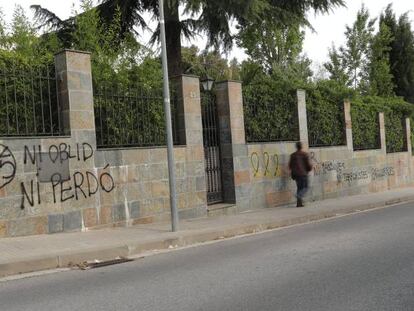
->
xmin=289 ymin=150 xmax=312 ymax=180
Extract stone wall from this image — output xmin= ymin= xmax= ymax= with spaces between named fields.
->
xmin=0 ymin=50 xmax=207 ymax=238
xmin=0 ymin=50 xmax=412 ymax=238
xmin=242 ymin=91 xmax=414 ymax=209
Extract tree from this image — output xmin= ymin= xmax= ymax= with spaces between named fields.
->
xmin=368 ymin=20 xmax=394 ymax=97
xmin=181 ymin=45 xmax=230 ymax=80
xmin=380 ymin=4 xmax=414 ymax=103
xmin=0 ymin=8 xmax=6 ymax=46
xmin=324 ymin=44 xmax=348 ymax=85
xmin=324 ymin=5 xmax=376 ymax=93
xmin=180 ymin=46 xmax=241 ymax=81
xmin=31 ymin=0 xmax=345 ymax=76
xmin=237 ymin=19 xmax=305 ymax=73
xmin=237 ymin=16 xmax=313 ymax=86
xmin=342 ymin=5 xmax=375 ymax=92
xmin=0 ymin=5 xmax=58 ymax=66
xmin=393 ymin=14 xmax=414 ymax=103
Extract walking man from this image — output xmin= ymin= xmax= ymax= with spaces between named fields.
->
xmin=289 ymin=142 xmax=312 ymax=207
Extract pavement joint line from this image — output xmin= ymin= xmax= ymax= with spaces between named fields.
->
xmin=1 ymin=195 xmax=414 ymax=279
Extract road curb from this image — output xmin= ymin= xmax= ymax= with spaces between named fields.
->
xmin=1 ymin=195 xmax=414 ymax=278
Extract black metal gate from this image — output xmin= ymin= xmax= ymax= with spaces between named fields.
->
xmin=201 ymin=90 xmax=223 ymax=204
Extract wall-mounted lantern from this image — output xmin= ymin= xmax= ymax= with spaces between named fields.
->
xmin=201 ymin=74 xmax=215 ymax=91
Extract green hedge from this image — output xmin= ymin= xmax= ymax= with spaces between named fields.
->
xmin=93 ymin=84 xmax=178 ymax=148
xmin=306 ymin=81 xmax=351 ymax=147
xmin=385 ymin=110 xmax=406 ymax=153
xmin=0 ymin=64 xmax=61 ymax=136
xmin=243 ymin=77 xmax=299 ymax=143
xmin=351 ymin=100 xmax=381 ymax=150
xmin=352 ymin=96 xmax=413 ymax=153
xmin=242 ymin=76 xmax=413 ymax=153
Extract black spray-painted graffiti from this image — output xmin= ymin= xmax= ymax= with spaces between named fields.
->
xmin=371 ymin=167 xmax=395 ymax=180
xmin=311 ymin=153 xmax=345 ymax=177
xmin=310 ymin=152 xmax=395 ymax=184
xmin=0 ymin=144 xmax=16 ymax=189
xmin=23 ymin=143 xmax=94 ymax=165
xmin=340 ymin=166 xmax=395 ymax=183
xmin=20 ymin=164 xmax=114 ymax=208
xmin=339 ymin=170 xmax=370 ymax=183
xmin=250 ymin=152 xmax=280 ymax=177
xmin=0 ymin=143 xmax=115 ymax=209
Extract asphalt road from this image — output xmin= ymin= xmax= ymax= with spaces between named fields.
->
xmin=1 ymin=202 xmax=414 ymax=311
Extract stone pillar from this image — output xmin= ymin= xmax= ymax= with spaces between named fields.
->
xmin=171 ymin=75 xmax=203 ymax=147
xmin=344 ymin=100 xmax=353 ymax=152
xmin=171 ymin=75 xmax=207 ymax=214
xmin=54 ymin=50 xmax=99 ymax=231
xmin=406 ymin=118 xmax=411 ymax=154
xmin=215 ymin=81 xmax=250 ymax=206
xmin=297 ymin=90 xmax=309 ymax=149
xmin=379 ymin=112 xmax=386 ymax=154
xmin=54 ymin=50 xmax=96 ymax=145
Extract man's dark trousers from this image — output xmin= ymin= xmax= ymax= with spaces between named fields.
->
xmin=295 ymin=175 xmax=308 ymax=206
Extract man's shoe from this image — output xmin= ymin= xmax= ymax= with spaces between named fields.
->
xmin=296 ymin=199 xmax=304 ymax=207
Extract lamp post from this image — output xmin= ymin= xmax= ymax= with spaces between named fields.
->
xmin=158 ymin=0 xmax=179 ymax=232
xmin=201 ymin=74 xmax=215 ymax=92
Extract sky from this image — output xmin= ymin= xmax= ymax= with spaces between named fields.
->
xmin=1 ymin=0 xmax=414 ymax=67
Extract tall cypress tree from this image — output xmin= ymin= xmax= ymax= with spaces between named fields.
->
xmin=369 ymin=20 xmax=394 ymax=97
xmin=380 ymin=5 xmax=414 ymax=103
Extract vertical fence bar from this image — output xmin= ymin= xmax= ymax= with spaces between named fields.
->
xmin=39 ymin=66 xmax=45 ymax=134
xmin=136 ymin=88 xmax=141 ymax=146
xmin=46 ymin=65 xmax=54 ymax=135
xmin=31 ymin=67 xmax=37 ymax=135
xmin=99 ymin=87 xmax=104 ymax=147
xmin=54 ymin=66 xmax=62 ymax=135
xmin=145 ymin=88 xmax=150 ymax=146
xmin=22 ymin=67 xmax=29 ymax=134
xmin=13 ymin=65 xmax=19 ymax=134
xmin=4 ymin=68 xmax=10 ymax=135
xmin=105 ymin=87 xmax=110 ymax=147
xmin=111 ymin=86 xmax=116 ymax=146
xmin=128 ymin=87 xmax=133 ymax=145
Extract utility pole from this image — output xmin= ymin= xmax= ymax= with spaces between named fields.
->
xmin=158 ymin=0 xmax=179 ymax=231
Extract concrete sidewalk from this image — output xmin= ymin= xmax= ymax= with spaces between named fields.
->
xmin=1 ymin=188 xmax=414 ymax=278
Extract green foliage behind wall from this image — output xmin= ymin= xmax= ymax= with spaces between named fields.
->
xmin=243 ymin=75 xmax=299 ymax=143
xmin=352 ymin=96 xmax=413 ymax=153
xmin=351 ymin=100 xmax=381 ymax=150
xmin=306 ymin=80 xmax=352 ymax=147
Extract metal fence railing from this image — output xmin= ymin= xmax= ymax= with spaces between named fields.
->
xmin=93 ymin=84 xmax=179 ymax=148
xmin=386 ymin=113 xmax=407 ymax=153
xmin=0 ymin=65 xmax=62 ymax=137
xmin=351 ymin=105 xmax=381 ymax=151
xmin=243 ymin=86 xmax=299 ymax=143
xmin=306 ymin=92 xmax=346 ymax=148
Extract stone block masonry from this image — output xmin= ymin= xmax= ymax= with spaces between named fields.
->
xmin=244 ymin=97 xmax=413 ymax=209
xmin=0 ymin=51 xmax=206 ymax=238
xmin=0 ymin=49 xmax=413 ymax=238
